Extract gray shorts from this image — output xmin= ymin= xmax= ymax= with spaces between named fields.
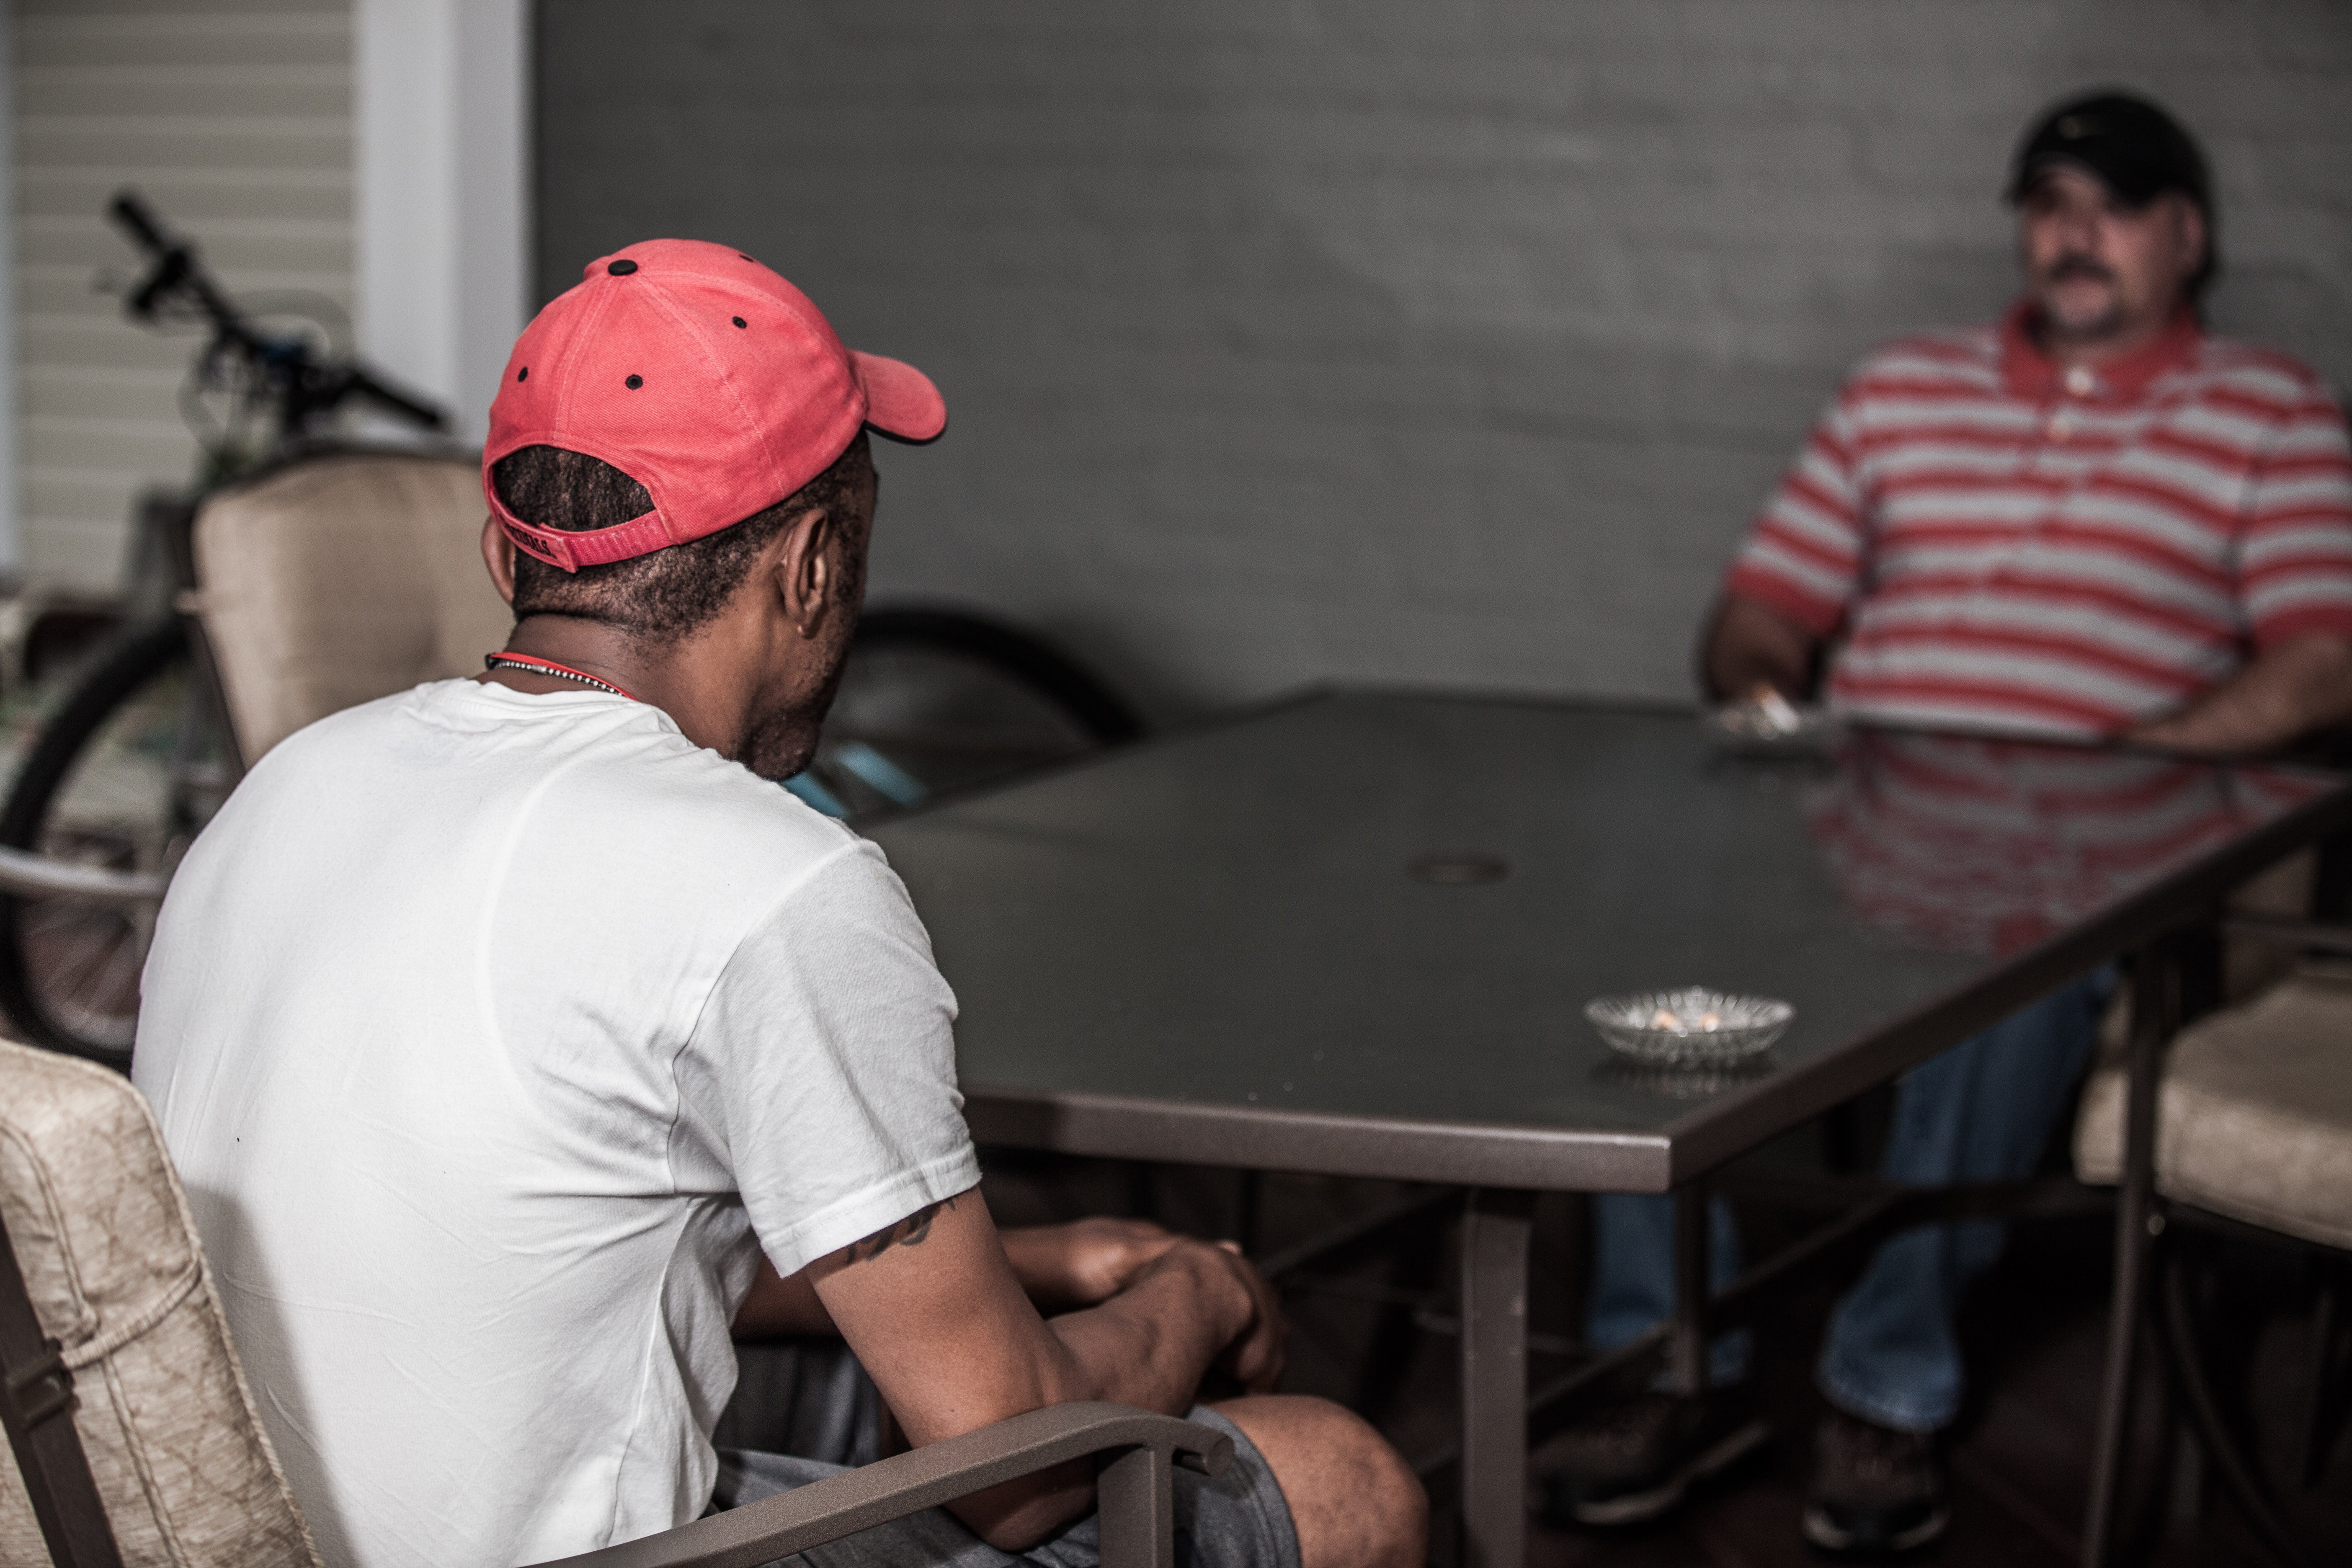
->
xmin=711 ymin=1406 xmax=1299 ymax=1568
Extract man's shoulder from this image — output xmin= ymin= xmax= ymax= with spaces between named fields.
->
xmin=218 ymin=683 xmax=446 ymax=805
xmin=1838 ymin=325 xmax=2004 ymax=399
xmin=2182 ymin=333 xmax=2342 ymax=416
xmin=230 ymin=678 xmax=862 ymax=891
xmin=521 ymin=715 xmax=865 ymax=887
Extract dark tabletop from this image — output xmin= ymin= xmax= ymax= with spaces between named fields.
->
xmin=869 ymin=691 xmax=2349 ymax=1192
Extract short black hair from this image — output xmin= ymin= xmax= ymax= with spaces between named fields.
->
xmin=493 ymin=431 xmax=870 ymax=642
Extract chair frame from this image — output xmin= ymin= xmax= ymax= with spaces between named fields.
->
xmin=0 ymin=1206 xmax=124 ymax=1568
xmin=2080 ymin=912 xmax=2352 ymax=1568
xmin=531 ymin=1406 xmax=1229 ymax=1568
xmin=2145 ymin=1201 xmax=2344 ymax=1568
xmin=2 ymin=1194 xmax=1226 ymax=1568
xmin=0 ymin=446 xmax=462 ymax=909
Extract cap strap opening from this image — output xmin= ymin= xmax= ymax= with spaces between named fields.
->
xmin=484 ymin=483 xmax=671 ymax=573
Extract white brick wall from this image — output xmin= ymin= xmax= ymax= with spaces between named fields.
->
xmin=536 ymin=0 xmax=2352 ymax=716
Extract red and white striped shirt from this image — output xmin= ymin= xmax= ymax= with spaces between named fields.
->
xmin=1806 ymin=731 xmax=2326 ymax=956
xmin=1727 ymin=304 xmax=2352 ymax=739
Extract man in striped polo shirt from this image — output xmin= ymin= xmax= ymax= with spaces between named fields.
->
xmin=1546 ymin=91 xmax=2352 ymax=1554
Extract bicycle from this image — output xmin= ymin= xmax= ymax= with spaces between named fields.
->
xmin=0 ymin=194 xmax=452 ymax=1060
xmin=0 ymin=196 xmax=1145 ymax=1063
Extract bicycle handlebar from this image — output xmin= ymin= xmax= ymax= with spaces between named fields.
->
xmin=106 ymin=191 xmax=171 ymax=255
xmin=341 ymin=366 xmax=451 ymax=431
xmin=109 ymin=192 xmax=243 ymax=337
xmin=105 ymin=188 xmax=451 ymax=441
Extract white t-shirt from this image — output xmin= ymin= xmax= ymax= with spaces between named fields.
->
xmin=133 ymin=680 xmax=978 ymax=1568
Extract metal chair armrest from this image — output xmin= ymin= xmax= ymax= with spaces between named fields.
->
xmin=524 ymin=1403 xmax=1231 ymax=1568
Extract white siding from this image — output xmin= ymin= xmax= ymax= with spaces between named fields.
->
xmin=14 ymin=0 xmax=351 ymax=590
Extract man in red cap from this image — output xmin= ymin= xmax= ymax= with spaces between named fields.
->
xmin=134 ymin=241 xmax=1424 ymax=1568
xmin=1545 ymin=90 xmax=2352 ymax=1554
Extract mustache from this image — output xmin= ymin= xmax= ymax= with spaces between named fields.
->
xmin=2043 ymin=253 xmax=2116 ymax=284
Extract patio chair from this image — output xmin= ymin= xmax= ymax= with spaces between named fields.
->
xmin=2074 ymin=960 xmax=2352 ymax=1568
xmin=188 ymin=448 xmax=516 ymax=766
xmin=0 ymin=450 xmax=526 ymax=1061
xmin=0 ymin=1039 xmax=1228 ymax=1568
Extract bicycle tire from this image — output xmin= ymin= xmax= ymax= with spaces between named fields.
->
xmin=849 ymin=609 xmax=1142 ymax=746
xmin=797 ymin=607 xmax=1145 ymax=819
xmin=0 ymin=608 xmax=1137 ymax=1047
xmin=0 ymin=617 xmax=199 ymax=1062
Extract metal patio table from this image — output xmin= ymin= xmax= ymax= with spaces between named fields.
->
xmin=866 ymin=689 xmax=2352 ymax=1568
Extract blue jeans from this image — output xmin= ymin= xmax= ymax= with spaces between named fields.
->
xmin=1586 ymin=970 xmax=2111 ymax=1431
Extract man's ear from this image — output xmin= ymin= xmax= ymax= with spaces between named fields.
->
xmin=2163 ymin=193 xmax=2208 ymax=289
xmin=771 ymin=505 xmax=834 ymax=640
xmin=480 ymin=514 xmax=518 ymax=606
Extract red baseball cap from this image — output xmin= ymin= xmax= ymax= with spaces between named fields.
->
xmin=483 ymin=239 xmax=946 ymax=572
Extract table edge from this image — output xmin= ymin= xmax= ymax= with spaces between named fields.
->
xmin=1661 ymin=767 xmax=2352 ymax=1183
xmin=920 ymin=692 xmax=2352 ymax=1194
xmin=962 ymin=1082 xmax=1675 ymax=1191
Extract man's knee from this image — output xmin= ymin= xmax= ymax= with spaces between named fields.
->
xmin=1212 ymin=1394 xmax=1426 ymax=1568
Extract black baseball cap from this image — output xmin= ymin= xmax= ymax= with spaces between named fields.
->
xmin=2004 ymin=90 xmax=2211 ymax=214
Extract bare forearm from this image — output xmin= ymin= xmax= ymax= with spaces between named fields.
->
xmin=1001 ymin=1218 xmax=1182 ymax=1313
xmin=735 ymin=1218 xmax=1184 ymax=1339
xmin=1037 ymin=1247 xmax=1251 ymax=1416
xmin=934 ymin=1260 xmax=1238 ymax=1546
xmin=921 ymin=1245 xmax=1258 ymax=1550
xmin=807 ymin=1197 xmax=1275 ymax=1553
xmin=2130 ymin=634 xmax=2352 ymax=755
xmin=1700 ymin=593 xmax=1820 ymax=702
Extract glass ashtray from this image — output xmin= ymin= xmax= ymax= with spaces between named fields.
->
xmin=1702 ymin=697 xmax=1838 ymax=756
xmin=1584 ymin=987 xmax=1794 ymax=1065
xmin=1595 ymin=1054 xmax=1778 ymax=1100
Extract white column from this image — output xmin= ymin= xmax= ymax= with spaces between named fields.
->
xmin=354 ymin=0 xmax=529 ymax=449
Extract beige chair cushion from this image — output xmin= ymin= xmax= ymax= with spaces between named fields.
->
xmin=2075 ymin=962 xmax=2352 ymax=1250
xmin=195 ymin=451 xmax=512 ymax=762
xmin=0 ymin=1040 xmax=321 ymax=1567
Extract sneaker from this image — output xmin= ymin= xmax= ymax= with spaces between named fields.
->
xmin=1801 ymin=1409 xmax=1950 ymax=1554
xmin=1537 ymin=1388 xmax=1770 ymax=1527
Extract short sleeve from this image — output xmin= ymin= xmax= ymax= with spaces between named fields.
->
xmin=1725 ymin=386 xmax=1867 ymax=637
xmin=672 ymin=839 xmax=979 ymax=1279
xmin=2239 ymin=388 xmax=2352 ymax=648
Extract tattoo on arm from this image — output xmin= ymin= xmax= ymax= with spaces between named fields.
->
xmin=840 ymin=1195 xmax=957 ymax=1265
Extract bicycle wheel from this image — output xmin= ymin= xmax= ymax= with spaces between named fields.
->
xmin=0 ymin=618 xmax=233 ymax=1062
xmin=797 ymin=607 xmax=1143 ymax=820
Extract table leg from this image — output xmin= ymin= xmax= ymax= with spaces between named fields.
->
xmin=2082 ymin=939 xmax=2176 ymax=1568
xmin=1460 ymin=1188 xmax=1535 ymax=1568
xmin=1668 ymin=1182 xmax=1708 ymax=1396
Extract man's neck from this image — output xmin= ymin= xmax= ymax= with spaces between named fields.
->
xmin=481 ymin=616 xmax=740 ymax=756
xmin=2030 ymin=303 xmax=2186 ymax=370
